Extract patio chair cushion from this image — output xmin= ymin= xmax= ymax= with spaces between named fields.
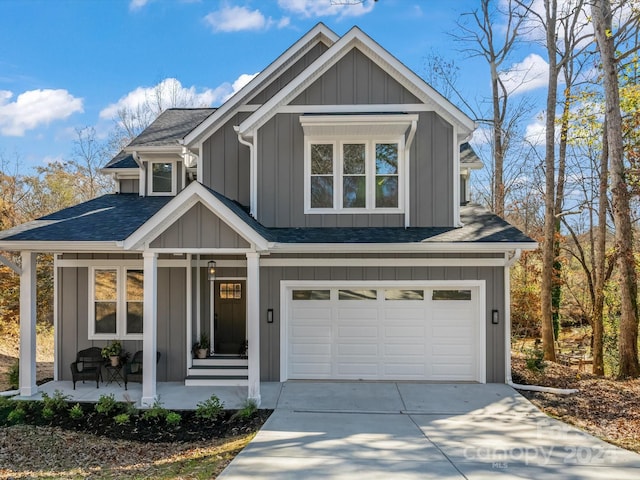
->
xmin=70 ymin=346 xmax=103 ymax=389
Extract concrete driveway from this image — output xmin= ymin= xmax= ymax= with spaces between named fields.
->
xmin=219 ymin=382 xmax=640 ymax=479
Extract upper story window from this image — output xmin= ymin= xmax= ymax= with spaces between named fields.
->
xmin=148 ymin=160 xmax=177 ymax=196
xmin=300 ymin=114 xmax=417 ymax=214
xmin=306 ymin=139 xmax=402 ymax=212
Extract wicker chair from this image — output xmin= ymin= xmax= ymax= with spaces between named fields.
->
xmin=70 ymin=347 xmax=103 ymax=389
xmin=124 ymin=350 xmax=161 ymax=390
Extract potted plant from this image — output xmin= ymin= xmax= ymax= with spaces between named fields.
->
xmin=193 ymin=333 xmax=210 ymax=359
xmin=102 ymin=340 xmax=123 ymax=366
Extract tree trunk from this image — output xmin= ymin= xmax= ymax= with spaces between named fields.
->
xmin=592 ymin=120 xmax=609 ymax=376
xmin=592 ymin=0 xmax=640 ymax=378
xmin=540 ymin=0 xmax=558 ymax=362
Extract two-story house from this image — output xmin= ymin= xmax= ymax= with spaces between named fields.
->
xmin=0 ymin=24 xmax=535 ymax=406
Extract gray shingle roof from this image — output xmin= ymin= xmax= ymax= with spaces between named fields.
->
xmin=0 ymin=195 xmax=171 ymax=242
xmin=0 ymin=189 xmax=534 ymax=246
xmin=460 ymin=142 xmax=483 ymax=167
xmin=127 ymin=108 xmax=215 ymax=148
xmin=103 ymin=150 xmax=138 ymax=170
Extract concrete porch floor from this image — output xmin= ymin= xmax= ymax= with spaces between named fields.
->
xmin=14 ymin=380 xmax=284 ymax=410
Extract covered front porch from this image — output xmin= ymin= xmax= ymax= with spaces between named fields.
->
xmin=14 ymin=380 xmax=283 ymax=411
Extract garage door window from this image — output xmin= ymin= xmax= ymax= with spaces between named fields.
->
xmin=292 ymin=290 xmax=330 ymax=300
xmin=384 ymin=289 xmax=424 ymax=300
xmin=432 ymin=289 xmax=472 ymax=301
xmin=338 ymin=289 xmax=377 ymax=300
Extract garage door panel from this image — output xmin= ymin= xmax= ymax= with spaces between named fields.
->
xmin=287 ymin=284 xmax=481 ymax=382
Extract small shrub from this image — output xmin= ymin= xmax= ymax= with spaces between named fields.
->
xmin=7 ymin=405 xmax=26 ymax=424
xmin=232 ymin=398 xmax=258 ymax=420
xmin=142 ymin=400 xmax=168 ymax=421
xmin=114 ymin=413 xmax=130 ymax=425
xmin=41 ymin=406 xmax=54 ymax=420
xmin=95 ymin=394 xmax=118 ymax=415
xmin=7 ymin=361 xmax=19 ymax=390
xmin=524 ymin=347 xmax=546 ymax=373
xmin=196 ymin=394 xmax=224 ymax=421
xmin=41 ymin=390 xmax=70 ymax=412
xmin=165 ymin=411 xmax=181 ymax=425
xmin=69 ymin=403 xmax=84 ymax=419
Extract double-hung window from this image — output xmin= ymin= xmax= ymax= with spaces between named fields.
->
xmin=90 ymin=267 xmax=144 ymax=340
xmin=301 ymin=114 xmax=417 ymax=213
xmin=306 ymin=138 xmax=403 ymax=212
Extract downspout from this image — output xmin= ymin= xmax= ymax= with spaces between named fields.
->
xmin=235 ymin=126 xmax=256 ymax=217
xmin=404 ymin=119 xmax=417 ymax=228
xmin=504 ymin=249 xmax=578 ymax=395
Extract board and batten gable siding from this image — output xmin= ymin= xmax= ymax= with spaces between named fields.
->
xmin=201 ymin=112 xmax=251 ymax=205
xmin=149 ymin=203 xmax=250 ymax=249
xmin=258 ymin=265 xmax=506 ymax=383
xmin=257 ymin=110 xmax=453 ymax=227
xmin=57 ymin=257 xmax=187 ymax=382
xmin=291 ymin=48 xmax=421 ymax=105
xmin=118 ymin=178 xmax=139 ymax=194
xmin=249 ymin=42 xmax=329 ymax=105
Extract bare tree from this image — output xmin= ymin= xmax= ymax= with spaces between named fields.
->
xmin=592 ymin=0 xmax=640 ymax=377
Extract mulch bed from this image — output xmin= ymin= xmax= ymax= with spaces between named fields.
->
xmin=512 ymin=355 xmax=640 ymax=453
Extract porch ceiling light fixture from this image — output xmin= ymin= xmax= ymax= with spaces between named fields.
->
xmin=207 ymin=260 xmax=217 ymax=282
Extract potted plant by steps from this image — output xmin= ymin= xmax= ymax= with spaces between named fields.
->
xmin=102 ymin=340 xmax=123 ymax=366
xmin=193 ymin=333 xmax=210 ymax=359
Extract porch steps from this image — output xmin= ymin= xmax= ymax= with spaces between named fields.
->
xmin=185 ymin=356 xmax=248 ymax=387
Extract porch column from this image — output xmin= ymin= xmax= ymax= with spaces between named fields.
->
xmin=142 ymin=251 xmax=158 ymax=406
xmin=19 ymin=251 xmax=38 ymax=396
xmin=246 ymin=252 xmax=260 ymax=405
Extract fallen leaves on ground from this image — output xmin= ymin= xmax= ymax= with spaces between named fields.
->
xmin=0 ymin=424 xmax=254 ymax=479
xmin=512 ymin=355 xmax=640 ymax=453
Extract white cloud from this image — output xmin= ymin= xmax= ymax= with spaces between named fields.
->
xmin=278 ymin=0 xmax=375 ymax=19
xmin=0 ymin=89 xmax=83 ymax=137
xmin=129 ymin=0 xmax=151 ymax=11
xmin=204 ymin=5 xmax=288 ymax=33
xmin=499 ymin=54 xmax=549 ymax=96
xmin=524 ymin=116 xmax=546 ymax=146
xmin=99 ymin=75 xmax=260 ymax=120
xmin=470 ymin=126 xmax=493 ymax=146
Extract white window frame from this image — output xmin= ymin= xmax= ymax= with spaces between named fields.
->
xmin=304 ymin=136 xmax=405 ymax=214
xmin=147 ymin=160 xmax=177 ymax=196
xmin=89 ymin=266 xmax=144 ymax=340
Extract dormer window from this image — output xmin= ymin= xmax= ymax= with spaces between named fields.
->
xmin=148 ymin=160 xmax=177 ymax=196
xmin=301 ymin=114 xmax=416 ymax=214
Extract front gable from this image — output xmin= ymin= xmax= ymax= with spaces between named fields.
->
xmin=149 ymin=203 xmax=251 ymax=250
xmin=291 ymin=47 xmax=421 ymax=105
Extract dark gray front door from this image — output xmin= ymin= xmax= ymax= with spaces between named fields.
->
xmin=214 ymin=280 xmax=246 ymax=354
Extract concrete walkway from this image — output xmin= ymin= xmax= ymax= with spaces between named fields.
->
xmin=219 ymin=382 xmax=640 ymax=479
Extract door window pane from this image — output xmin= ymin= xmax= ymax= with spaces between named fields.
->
xmin=384 ymin=289 xmax=424 ymax=300
xmin=152 ymin=162 xmax=172 ymax=193
xmin=126 ymin=270 xmax=144 ymax=334
xmin=292 ymin=290 xmax=331 ymax=300
xmin=432 ymin=290 xmax=472 ymax=301
xmin=338 ymin=289 xmax=377 ymax=300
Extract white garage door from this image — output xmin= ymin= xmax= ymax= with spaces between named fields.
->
xmin=284 ymin=282 xmax=485 ymax=382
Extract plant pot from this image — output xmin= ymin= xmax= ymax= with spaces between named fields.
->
xmin=195 ymin=348 xmax=208 ymax=359
xmin=110 ymin=355 xmax=120 ymax=367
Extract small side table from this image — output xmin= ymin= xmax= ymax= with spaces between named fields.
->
xmin=104 ymin=360 xmax=126 ymax=387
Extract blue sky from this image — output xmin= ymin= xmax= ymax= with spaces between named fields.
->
xmin=0 ymin=0 xmax=549 ymax=172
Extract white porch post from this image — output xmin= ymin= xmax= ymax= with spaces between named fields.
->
xmin=246 ymin=252 xmax=261 ymax=405
xmin=19 ymin=251 xmax=38 ymax=396
xmin=142 ymin=251 xmax=158 ymax=406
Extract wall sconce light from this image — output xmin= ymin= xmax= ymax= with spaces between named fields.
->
xmin=492 ymin=309 xmax=499 ymax=325
xmin=267 ymin=308 xmax=274 ymax=323
xmin=207 ymin=260 xmax=216 ymax=282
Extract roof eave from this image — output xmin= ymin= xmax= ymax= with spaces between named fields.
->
xmin=268 ymin=241 xmax=538 ymax=254
xmin=0 ymin=241 xmax=123 ymax=252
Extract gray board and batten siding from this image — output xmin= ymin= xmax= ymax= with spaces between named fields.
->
xmin=57 ymin=255 xmax=187 ymax=383
xmin=149 ymin=203 xmax=251 ymax=250
xmin=58 ymin=256 xmax=506 ymax=384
